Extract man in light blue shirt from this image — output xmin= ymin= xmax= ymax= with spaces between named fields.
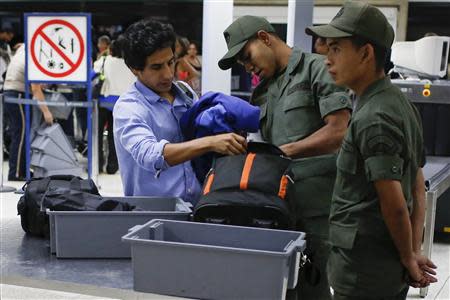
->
xmin=114 ymin=19 xmax=247 ymax=205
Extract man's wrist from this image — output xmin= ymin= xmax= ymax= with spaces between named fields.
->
xmin=400 ymin=251 xmax=416 ymax=265
xmin=280 ymin=143 xmax=295 ymax=157
xmin=200 ymin=136 xmax=214 ymax=152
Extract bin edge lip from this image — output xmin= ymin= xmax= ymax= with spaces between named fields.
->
xmin=121 ymin=219 xmax=306 ymax=257
xmin=46 ymin=197 xmax=193 ymax=215
xmin=46 ymin=210 xmax=192 ymax=215
xmin=121 ymin=235 xmax=305 ymax=257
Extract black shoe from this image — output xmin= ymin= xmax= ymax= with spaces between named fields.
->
xmin=8 ymin=175 xmax=26 ymax=181
xmin=77 ymin=142 xmax=88 ymax=157
xmin=106 ymin=162 xmax=118 ymax=174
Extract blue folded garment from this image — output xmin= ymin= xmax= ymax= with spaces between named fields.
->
xmin=180 ymin=91 xmax=261 ymax=184
xmin=180 ymin=91 xmax=260 ymax=140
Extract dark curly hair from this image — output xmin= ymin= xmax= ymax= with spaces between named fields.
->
xmin=122 ymin=19 xmax=176 ymax=71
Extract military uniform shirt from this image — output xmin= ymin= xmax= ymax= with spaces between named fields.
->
xmin=328 ymin=76 xmax=425 ymax=297
xmin=251 ymin=48 xmax=352 ymax=218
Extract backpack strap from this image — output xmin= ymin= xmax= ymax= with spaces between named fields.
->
xmin=175 ymin=80 xmax=198 ymax=107
xmin=34 ymin=178 xmax=51 ymax=195
xmin=99 ymin=55 xmax=107 ymax=79
xmin=202 ymin=156 xmax=218 ymax=195
xmin=239 ymin=153 xmax=256 ymax=190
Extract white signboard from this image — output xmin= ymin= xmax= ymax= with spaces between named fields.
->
xmin=26 ymin=15 xmax=88 ymax=82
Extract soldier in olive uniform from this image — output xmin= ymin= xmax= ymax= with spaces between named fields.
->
xmin=306 ymin=2 xmax=437 ymax=299
xmin=219 ymin=16 xmax=352 ymax=299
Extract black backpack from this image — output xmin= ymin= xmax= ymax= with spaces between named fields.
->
xmin=17 ymin=175 xmax=101 ymax=238
xmin=193 ymin=142 xmax=295 ymax=229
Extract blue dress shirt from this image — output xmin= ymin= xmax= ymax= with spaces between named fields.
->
xmin=113 ymin=79 xmax=201 ymax=205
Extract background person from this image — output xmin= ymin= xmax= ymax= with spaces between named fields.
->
xmin=97 ymin=37 xmax=136 ymax=174
xmin=3 ymin=44 xmax=52 ymax=181
xmin=314 ymin=37 xmax=329 ymax=55
xmin=96 ymin=35 xmax=110 ymax=60
xmin=186 ymin=41 xmax=202 ymax=95
xmin=0 ymin=26 xmax=14 ymax=56
xmin=174 ymin=36 xmax=200 ymax=94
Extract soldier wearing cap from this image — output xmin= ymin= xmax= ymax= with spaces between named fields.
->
xmin=306 ymin=2 xmax=438 ymax=299
xmin=219 ymin=15 xmax=352 ymax=300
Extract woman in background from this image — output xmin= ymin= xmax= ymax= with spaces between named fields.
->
xmin=186 ymin=41 xmax=202 ymax=95
xmin=98 ymin=36 xmax=136 ymax=174
xmin=175 ymin=36 xmax=200 ymax=94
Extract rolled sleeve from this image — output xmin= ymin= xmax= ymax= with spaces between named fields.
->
xmin=364 ymin=155 xmax=404 ymax=181
xmin=153 ymin=139 xmax=170 ymax=172
xmin=122 ymin=126 xmax=170 ymax=174
xmin=357 ymin=116 xmax=405 ymax=182
xmin=319 ymin=91 xmax=352 ymax=118
xmin=309 ymin=58 xmax=351 ymax=118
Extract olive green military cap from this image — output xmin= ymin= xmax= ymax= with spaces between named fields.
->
xmin=305 ymin=1 xmax=394 ymax=48
xmin=218 ymin=15 xmax=275 ymax=70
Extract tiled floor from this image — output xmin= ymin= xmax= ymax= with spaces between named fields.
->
xmin=0 ymin=162 xmax=449 ymax=299
xmin=0 ymin=284 xmax=118 ymax=300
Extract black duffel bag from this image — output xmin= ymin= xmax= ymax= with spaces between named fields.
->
xmin=193 ymin=142 xmax=295 ymax=229
xmin=17 ymin=175 xmax=109 ymax=238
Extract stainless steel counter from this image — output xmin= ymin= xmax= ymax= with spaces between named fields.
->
xmin=421 ymin=156 xmax=450 ymax=297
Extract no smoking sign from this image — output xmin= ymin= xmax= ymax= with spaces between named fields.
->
xmin=26 ymin=15 xmax=88 ymax=82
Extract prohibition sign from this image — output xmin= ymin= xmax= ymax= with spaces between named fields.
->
xmin=30 ymin=19 xmax=85 ymax=78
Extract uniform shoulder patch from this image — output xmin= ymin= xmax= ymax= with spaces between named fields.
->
xmin=366 ymin=134 xmax=397 ymax=155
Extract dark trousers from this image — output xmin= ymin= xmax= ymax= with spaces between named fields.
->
xmin=73 ymin=87 xmax=87 ymax=141
xmin=3 ymin=90 xmax=27 ymax=180
xmin=287 ymin=216 xmax=332 ymax=300
xmin=333 ymin=287 xmax=409 ymax=300
xmin=98 ymin=107 xmax=117 ymax=172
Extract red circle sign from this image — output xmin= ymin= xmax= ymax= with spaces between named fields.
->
xmin=30 ymin=19 xmax=85 ymax=78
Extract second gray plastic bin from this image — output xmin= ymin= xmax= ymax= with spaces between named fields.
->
xmin=47 ymin=197 xmax=192 ymax=258
xmin=122 ymin=219 xmax=306 ymax=300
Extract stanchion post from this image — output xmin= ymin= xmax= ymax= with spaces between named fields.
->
xmin=92 ymin=98 xmax=99 ymax=187
xmin=86 ymin=14 xmax=92 ymax=180
xmin=0 ymin=93 xmax=17 ymax=193
xmin=25 ymin=85 xmax=31 ymax=180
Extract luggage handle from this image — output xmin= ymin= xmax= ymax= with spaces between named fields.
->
xmin=283 ymin=239 xmax=306 ymax=252
xmin=299 ymin=251 xmax=321 ymax=286
xmin=286 ymin=240 xmax=306 ymax=290
xmin=128 ymin=224 xmax=145 ymax=233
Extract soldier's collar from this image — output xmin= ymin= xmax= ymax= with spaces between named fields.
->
xmin=356 ymin=76 xmax=391 ymax=111
xmin=250 ymin=78 xmax=270 ymax=105
xmin=286 ymin=47 xmax=304 ymax=75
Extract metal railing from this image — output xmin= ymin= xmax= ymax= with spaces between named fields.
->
xmin=1 ymin=94 xmax=100 ymax=186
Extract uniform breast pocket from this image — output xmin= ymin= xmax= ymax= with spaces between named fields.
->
xmin=283 ymin=91 xmax=321 ymax=140
xmin=336 ymin=140 xmax=358 ymax=175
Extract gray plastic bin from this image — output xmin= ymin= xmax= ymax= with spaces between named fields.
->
xmin=44 ymin=91 xmax=73 ymax=120
xmin=122 ymin=219 xmax=306 ymax=300
xmin=47 ymin=197 xmax=192 ymax=258
xmin=33 ymin=124 xmax=77 ymax=161
xmin=31 ymin=139 xmax=76 ymax=164
xmin=33 ymin=166 xmax=83 ymax=177
xmin=31 ymin=152 xmax=78 ymax=170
